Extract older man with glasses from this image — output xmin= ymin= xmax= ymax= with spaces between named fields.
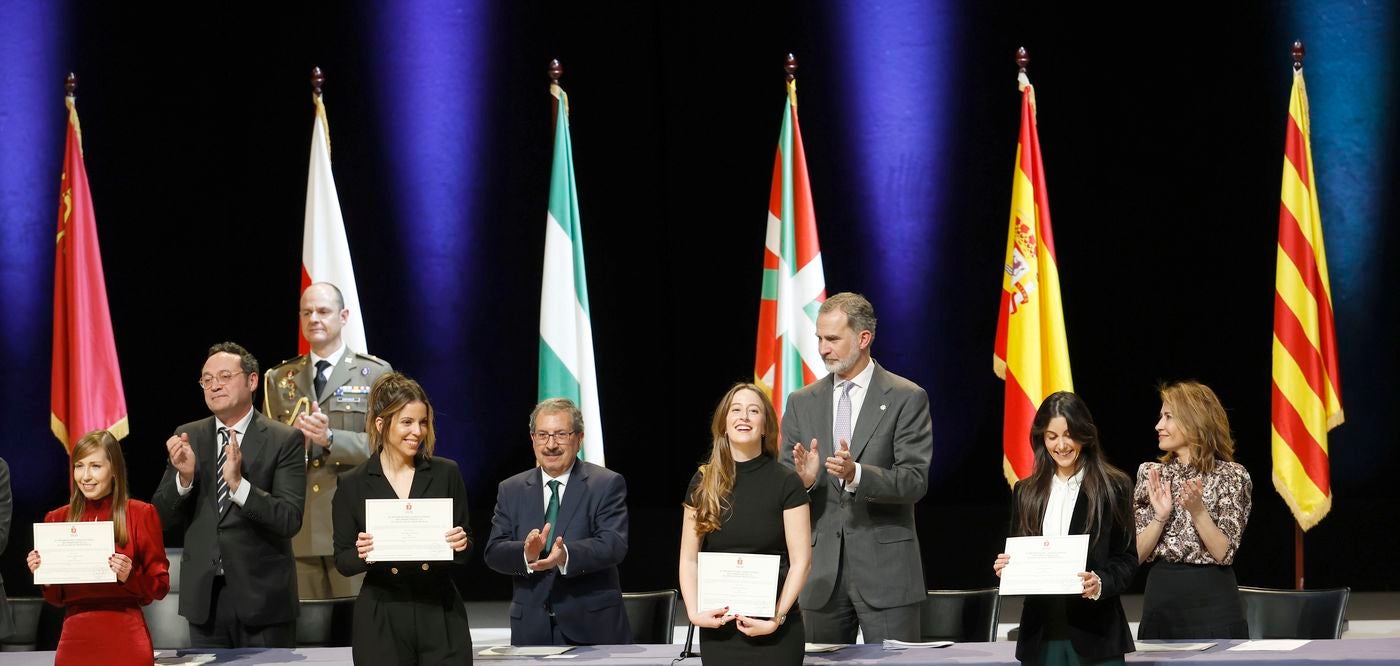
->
xmin=483 ymin=397 xmax=632 ymax=646
xmin=153 ymin=341 xmax=306 ymax=648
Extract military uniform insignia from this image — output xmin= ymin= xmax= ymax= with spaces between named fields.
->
xmin=279 ymin=368 xmax=302 ymax=403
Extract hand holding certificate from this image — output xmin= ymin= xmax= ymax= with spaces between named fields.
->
xmin=998 ymin=534 xmax=1089 ymax=596
xmin=696 ymin=552 xmax=780 ymax=617
xmin=364 ymin=498 xmax=454 ymax=562
xmin=33 ymin=521 xmax=117 ymax=585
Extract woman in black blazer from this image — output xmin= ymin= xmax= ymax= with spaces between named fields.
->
xmin=333 ymin=372 xmax=473 ymax=664
xmin=993 ymin=392 xmax=1137 ymax=666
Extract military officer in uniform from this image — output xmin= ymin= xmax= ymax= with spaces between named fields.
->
xmin=263 ymin=282 xmax=392 ymax=599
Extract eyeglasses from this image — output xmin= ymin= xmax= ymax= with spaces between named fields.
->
xmin=531 ymin=430 xmax=577 ymax=443
xmin=197 ymin=370 xmax=247 ymax=390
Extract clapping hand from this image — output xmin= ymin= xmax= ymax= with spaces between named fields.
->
xmin=792 ymin=439 xmax=820 ymax=488
xmin=166 ymin=433 xmax=195 ymax=485
xmin=296 ymin=402 xmax=331 ymax=449
xmin=1180 ymin=477 xmax=1206 ymax=518
xmin=529 ymin=536 xmax=566 ymax=572
xmin=1147 ymin=467 xmax=1173 ymax=522
xmin=825 ymin=439 xmax=855 ymax=483
xmin=221 ymin=430 xmax=242 ymax=494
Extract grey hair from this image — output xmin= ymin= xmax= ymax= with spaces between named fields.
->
xmin=530 ymin=397 xmax=584 ymax=433
xmin=818 ymin=292 xmax=877 ymax=337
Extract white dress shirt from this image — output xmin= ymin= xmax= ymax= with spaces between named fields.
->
xmin=524 ymin=463 xmax=573 ymax=574
xmin=832 ymin=360 xmax=877 ymax=492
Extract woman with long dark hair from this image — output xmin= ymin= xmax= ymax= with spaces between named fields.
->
xmin=993 ymin=392 xmax=1136 ymax=665
xmin=27 ymin=430 xmax=170 ymax=666
xmin=332 ymin=372 xmax=473 ymax=664
xmin=679 ymin=382 xmax=811 ymax=665
xmin=1134 ymin=381 xmax=1251 ymax=639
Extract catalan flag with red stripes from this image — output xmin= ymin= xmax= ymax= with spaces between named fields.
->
xmin=755 ymin=75 xmax=827 ymax=423
xmin=994 ymin=72 xmax=1072 ymax=487
xmin=1271 ymin=65 xmax=1343 ymax=531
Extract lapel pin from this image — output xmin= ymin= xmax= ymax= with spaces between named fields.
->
xmin=361 ymin=367 xmax=370 ymax=376
xmin=880 ymin=404 xmax=886 ymax=411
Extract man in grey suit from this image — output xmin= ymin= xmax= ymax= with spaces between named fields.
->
xmin=154 ymin=342 xmax=306 ymax=647
xmin=264 ymin=282 xmax=391 ymax=599
xmin=779 ymin=292 xmax=932 ymax=644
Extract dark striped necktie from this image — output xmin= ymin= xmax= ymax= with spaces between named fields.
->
xmin=216 ymin=427 xmax=231 ymax=513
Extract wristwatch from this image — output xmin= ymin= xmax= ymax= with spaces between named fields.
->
xmin=326 ymin=429 xmax=335 ymax=449
xmin=776 ymin=612 xmax=787 ymax=626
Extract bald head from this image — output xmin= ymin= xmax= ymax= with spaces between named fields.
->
xmin=300 ymin=282 xmax=350 ymax=355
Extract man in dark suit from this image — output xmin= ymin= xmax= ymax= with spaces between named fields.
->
xmin=779 ymin=292 xmax=933 ymax=644
xmin=153 ymin=342 xmax=306 ymax=647
xmin=484 ymin=398 xmax=631 ymax=645
xmin=264 ymin=282 xmax=392 ymax=599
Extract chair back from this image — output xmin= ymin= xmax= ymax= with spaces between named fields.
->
xmin=1239 ymin=586 xmax=1349 ymax=639
xmin=622 ymin=589 xmax=678 ymax=644
xmin=296 ymin=597 xmax=357 ymax=647
xmin=0 ymin=598 xmax=64 ymax=652
xmin=920 ymin=588 xmax=1001 ymax=642
xmin=142 ymin=590 xmax=190 ymax=649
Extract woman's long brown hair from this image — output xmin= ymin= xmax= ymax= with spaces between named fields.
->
xmin=1157 ymin=380 xmax=1236 ymax=474
xmin=1014 ymin=392 xmax=1131 ymax=545
xmin=686 ymin=383 xmax=779 ymax=537
xmin=67 ymin=430 xmax=131 ymax=547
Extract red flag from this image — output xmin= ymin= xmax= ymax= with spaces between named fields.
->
xmin=51 ymin=88 xmax=128 ymax=450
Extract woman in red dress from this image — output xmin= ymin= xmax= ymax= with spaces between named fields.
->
xmin=27 ymin=430 xmax=170 ymax=666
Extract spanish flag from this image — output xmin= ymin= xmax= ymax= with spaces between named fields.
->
xmin=51 ymin=80 xmax=128 ymax=450
xmin=993 ymin=69 xmax=1072 ymax=486
xmin=1271 ymin=62 xmax=1343 ymax=531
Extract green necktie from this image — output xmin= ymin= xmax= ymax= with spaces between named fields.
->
xmin=544 ymin=480 xmax=561 ymax=545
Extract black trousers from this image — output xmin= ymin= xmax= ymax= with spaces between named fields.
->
xmin=354 ymin=568 xmax=472 ymax=665
xmin=188 ymin=576 xmax=296 ymax=648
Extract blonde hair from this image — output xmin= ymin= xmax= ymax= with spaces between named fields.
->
xmin=685 ymin=383 xmax=778 ymax=537
xmin=1158 ymin=380 xmax=1236 ymax=474
xmin=367 ymin=372 xmax=436 ymax=459
xmin=67 ymin=430 xmax=131 ymax=547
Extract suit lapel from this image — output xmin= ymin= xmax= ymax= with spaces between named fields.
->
xmin=1068 ymin=485 xmax=1090 ymax=534
xmin=814 ymin=374 xmax=843 ymax=494
xmin=523 ymin=468 xmax=546 ymax=532
xmin=848 ymin=363 xmax=889 ymax=462
xmin=408 ymin=456 xmax=433 ymax=499
xmin=553 ymin=462 xmax=586 ymax=538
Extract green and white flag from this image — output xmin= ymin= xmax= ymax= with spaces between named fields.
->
xmin=539 ymin=83 xmax=605 ymax=465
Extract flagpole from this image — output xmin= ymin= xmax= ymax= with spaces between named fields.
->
xmin=785 ymin=52 xmax=797 ymax=82
xmin=1016 ymin=46 xmax=1029 ymax=74
xmin=1289 ymin=38 xmax=1307 ymax=592
xmin=549 ymin=58 xmax=563 ymax=129
xmin=311 ymin=65 xmax=324 ymax=98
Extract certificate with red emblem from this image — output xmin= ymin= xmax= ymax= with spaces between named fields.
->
xmin=33 ymin=521 xmax=116 ymax=585
xmin=697 ymin=552 xmax=781 ymax=617
xmin=999 ymin=534 xmax=1089 ymax=595
xmin=364 ymin=498 xmax=453 ymax=562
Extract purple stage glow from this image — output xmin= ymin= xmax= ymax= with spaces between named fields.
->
xmin=0 ymin=0 xmax=70 ymax=498
xmin=829 ymin=1 xmax=959 ymax=366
